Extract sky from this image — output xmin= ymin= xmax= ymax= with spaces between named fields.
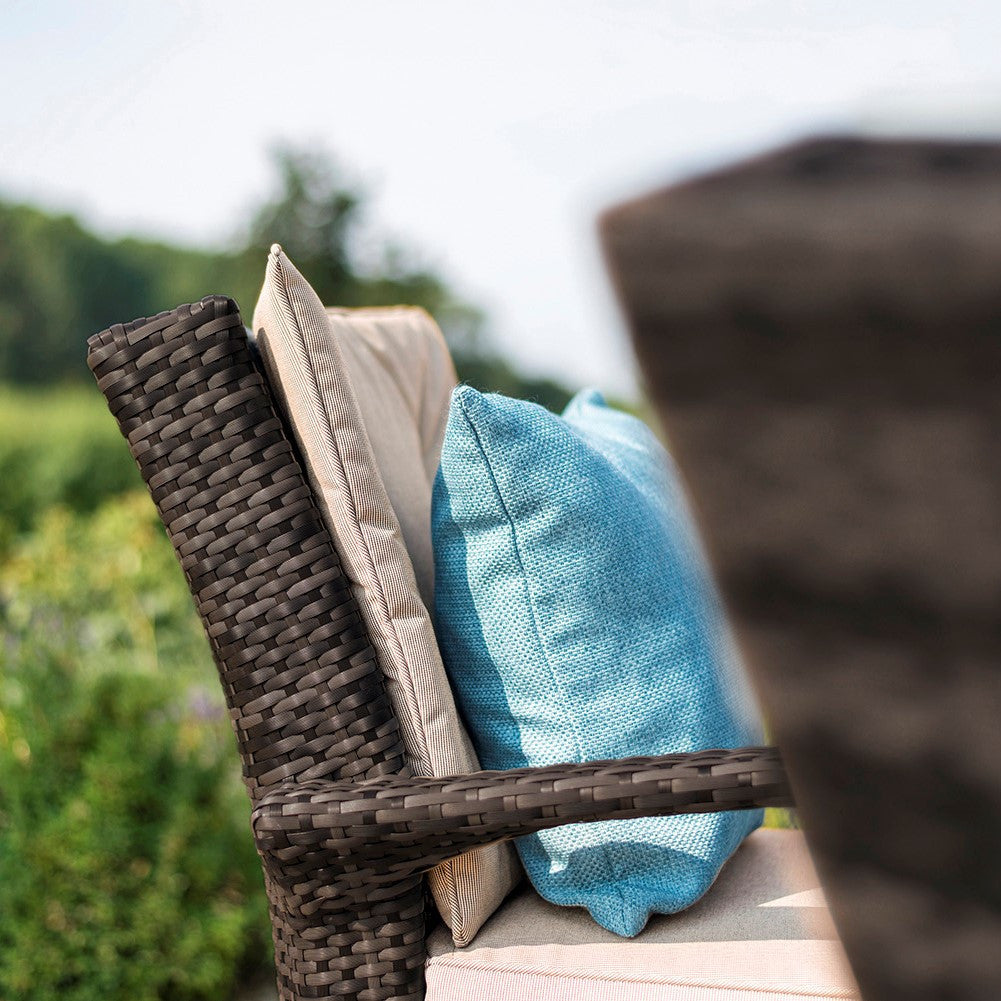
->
xmin=3 ymin=1 xmax=1001 ymax=395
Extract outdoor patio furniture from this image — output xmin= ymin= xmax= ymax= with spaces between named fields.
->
xmin=601 ymin=135 xmax=1001 ymax=1001
xmin=86 ymin=296 xmax=809 ymax=1001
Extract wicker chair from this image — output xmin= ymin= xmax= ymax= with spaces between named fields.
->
xmin=601 ymin=136 xmax=1001 ymax=1001
xmin=87 ymin=295 xmax=793 ymax=1001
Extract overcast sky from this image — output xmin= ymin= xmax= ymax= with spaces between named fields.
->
xmin=3 ymin=1 xmax=1000 ymax=394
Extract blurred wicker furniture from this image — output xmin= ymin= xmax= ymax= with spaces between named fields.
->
xmin=601 ymin=136 xmax=1001 ymax=1000
xmin=87 ymin=296 xmax=792 ymax=1000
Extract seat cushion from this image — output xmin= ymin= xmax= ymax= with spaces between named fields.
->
xmin=252 ymin=246 xmax=519 ymax=945
xmin=426 ymin=828 xmax=860 ymax=1000
xmin=432 ymin=386 xmax=763 ymax=935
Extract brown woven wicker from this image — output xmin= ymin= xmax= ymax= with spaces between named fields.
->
xmin=600 ymin=136 xmax=1001 ymax=1000
xmin=87 ymin=296 xmax=793 ymax=1001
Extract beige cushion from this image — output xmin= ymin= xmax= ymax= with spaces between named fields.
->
xmin=252 ymin=245 xmax=520 ymax=945
xmin=426 ymin=829 xmax=859 ymax=1000
xmin=325 ymin=304 xmax=454 ymax=608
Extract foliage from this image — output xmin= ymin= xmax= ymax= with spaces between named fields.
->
xmin=0 ymin=385 xmax=141 ymax=548
xmin=764 ymin=807 xmax=799 ymax=830
xmin=0 ymin=144 xmax=502 ymax=387
xmin=0 ymin=204 xmax=153 ymax=385
xmin=237 ymin=145 xmax=487 ymax=356
xmin=452 ymin=351 xmax=574 ymax=415
xmin=243 ymin=147 xmax=363 ymax=300
xmin=0 ymin=144 xmax=576 ymax=408
xmin=0 ymin=494 xmax=270 ymax=1001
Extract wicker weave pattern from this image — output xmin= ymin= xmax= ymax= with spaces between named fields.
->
xmin=87 ymin=298 xmax=794 ymax=1001
xmin=87 ymin=298 xmax=425 ymax=999
xmin=253 ymin=747 xmax=790 ymax=876
xmin=253 ymin=747 xmax=788 ymax=999
xmin=87 ymin=297 xmax=406 ymax=794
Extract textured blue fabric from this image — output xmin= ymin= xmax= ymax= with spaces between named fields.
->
xmin=431 ymin=386 xmax=764 ymax=937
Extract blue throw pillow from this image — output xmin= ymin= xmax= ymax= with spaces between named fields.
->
xmin=431 ymin=385 xmax=764 ymax=937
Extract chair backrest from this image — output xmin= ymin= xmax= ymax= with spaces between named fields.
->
xmin=87 ymin=296 xmax=428 ymax=999
xmin=89 ymin=297 xmax=407 ymax=794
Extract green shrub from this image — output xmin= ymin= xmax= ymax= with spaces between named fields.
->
xmin=0 ymin=493 xmax=270 ymax=1001
xmin=0 ymin=386 xmax=141 ymax=547
xmin=764 ymin=807 xmax=799 ymax=829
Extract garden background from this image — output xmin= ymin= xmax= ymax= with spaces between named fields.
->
xmin=0 ymin=149 xmax=582 ymax=1001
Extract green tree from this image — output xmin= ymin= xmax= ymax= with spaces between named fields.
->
xmin=236 ymin=145 xmax=485 ymax=357
xmin=0 ymin=205 xmax=155 ymax=383
xmin=244 ymin=146 xmax=363 ymax=299
xmin=0 ymin=144 xmax=574 ymax=410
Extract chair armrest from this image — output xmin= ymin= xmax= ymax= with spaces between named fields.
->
xmin=253 ymin=746 xmax=789 ymax=998
xmin=252 ymin=746 xmax=790 ymax=878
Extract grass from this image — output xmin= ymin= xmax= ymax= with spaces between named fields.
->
xmin=0 ymin=383 xmax=141 ymax=549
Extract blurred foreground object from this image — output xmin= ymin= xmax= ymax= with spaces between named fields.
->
xmin=601 ymin=136 xmax=1001 ymax=1001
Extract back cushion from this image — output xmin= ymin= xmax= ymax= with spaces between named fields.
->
xmin=326 ymin=305 xmax=456 ymax=607
xmin=432 ymin=386 xmax=764 ymax=937
xmin=253 ymin=246 xmax=519 ymax=946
